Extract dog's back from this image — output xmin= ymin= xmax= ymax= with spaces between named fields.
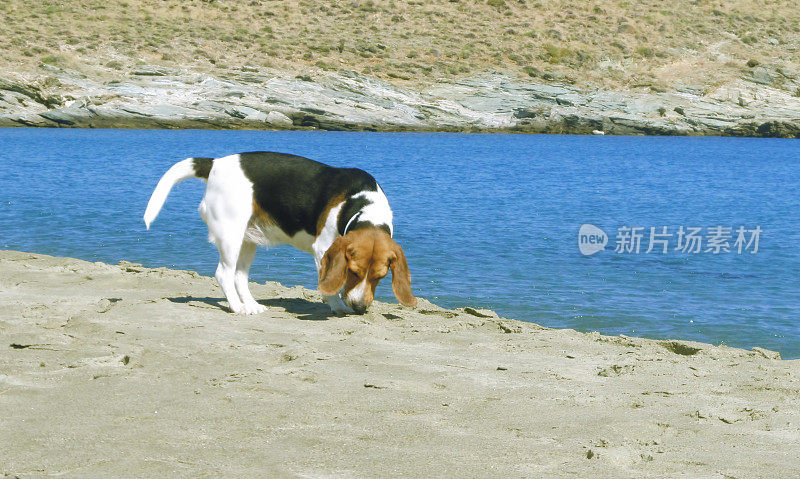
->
xmin=144 ymin=152 xmax=382 ymax=236
xmin=236 ymin=152 xmax=380 ymax=238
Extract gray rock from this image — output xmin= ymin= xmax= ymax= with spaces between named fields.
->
xmin=120 ymin=104 xmax=207 ymax=120
xmin=0 ymin=77 xmax=61 ymax=107
xmin=39 ymin=104 xmax=95 ymax=125
xmin=226 ymin=105 xmax=267 ymax=122
xmin=131 ymin=65 xmax=177 ymax=77
xmin=266 ymin=110 xmax=293 ymax=127
xmin=749 ymin=68 xmax=775 ymax=85
xmin=2 ymin=68 xmax=800 ymax=137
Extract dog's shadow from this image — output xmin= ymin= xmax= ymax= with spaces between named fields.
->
xmin=167 ymin=296 xmax=336 ymax=321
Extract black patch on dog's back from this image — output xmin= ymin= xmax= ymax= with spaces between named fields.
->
xmin=239 ymin=152 xmax=378 ymax=237
xmin=192 ymin=157 xmax=214 ymax=179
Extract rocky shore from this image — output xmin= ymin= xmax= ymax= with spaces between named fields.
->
xmin=2 ymin=65 xmax=800 ymax=137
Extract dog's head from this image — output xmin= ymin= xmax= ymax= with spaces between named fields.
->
xmin=318 ymin=228 xmax=417 ymax=314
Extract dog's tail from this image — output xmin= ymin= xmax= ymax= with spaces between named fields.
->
xmin=143 ymin=157 xmax=214 ymax=230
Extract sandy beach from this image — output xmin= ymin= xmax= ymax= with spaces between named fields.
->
xmin=1 ymin=250 xmax=798 ymax=477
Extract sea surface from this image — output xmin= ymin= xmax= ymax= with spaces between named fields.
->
xmin=1 ymin=128 xmax=798 ymax=357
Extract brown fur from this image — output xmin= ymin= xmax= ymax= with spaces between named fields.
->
xmin=315 ymin=193 xmax=346 ymax=237
xmin=252 ymin=200 xmax=275 ymax=226
xmin=318 ymin=227 xmax=417 ymax=309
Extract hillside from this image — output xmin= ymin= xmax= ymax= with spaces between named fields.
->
xmin=2 ymin=0 xmax=798 ymax=91
xmin=1 ymin=0 xmax=800 ymax=135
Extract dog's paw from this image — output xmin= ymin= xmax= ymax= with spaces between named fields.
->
xmin=324 ymin=296 xmax=350 ymax=316
xmin=234 ymin=302 xmax=267 ymax=315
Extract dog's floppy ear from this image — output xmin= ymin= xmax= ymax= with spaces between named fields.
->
xmin=318 ymin=236 xmax=349 ymax=296
xmin=390 ymin=241 xmax=417 ymax=307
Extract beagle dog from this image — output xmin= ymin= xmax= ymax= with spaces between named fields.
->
xmin=143 ymin=152 xmax=417 ymax=315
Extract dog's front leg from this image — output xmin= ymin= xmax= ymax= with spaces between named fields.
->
xmin=324 ymin=293 xmax=350 ymax=316
xmin=313 ymin=241 xmax=350 ymax=316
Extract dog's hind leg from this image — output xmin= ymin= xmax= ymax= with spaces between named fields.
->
xmin=207 ymin=208 xmax=252 ymax=314
xmin=201 ymin=154 xmax=263 ymax=314
xmin=214 ymin=231 xmax=245 ymax=314
xmin=234 ymin=240 xmax=266 ymax=314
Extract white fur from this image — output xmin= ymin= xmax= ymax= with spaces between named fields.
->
xmin=246 ymin=221 xmax=316 ymax=253
xmin=312 ymin=203 xmax=344 ymax=268
xmin=353 ymin=187 xmax=394 ymax=236
xmin=312 ymin=203 xmax=349 ymax=314
xmin=145 ymin=154 xmax=395 ymax=315
xmin=198 ymin=155 xmax=263 ymax=314
xmin=143 ymin=158 xmax=197 ymax=230
xmin=346 ymin=277 xmax=368 ymax=304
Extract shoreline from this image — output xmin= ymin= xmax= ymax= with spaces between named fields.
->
xmin=3 ymin=117 xmax=800 ymax=138
xmin=2 ymin=69 xmax=800 ymax=138
xmin=2 ymin=250 xmax=799 ymax=476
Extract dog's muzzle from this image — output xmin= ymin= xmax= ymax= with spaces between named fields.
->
xmin=351 ymin=304 xmax=368 ymax=315
xmin=344 ymin=299 xmax=368 ymax=315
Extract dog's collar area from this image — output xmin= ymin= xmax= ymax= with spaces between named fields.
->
xmin=343 ymin=211 xmax=363 ymax=235
xmin=342 ymin=211 xmax=391 ymax=237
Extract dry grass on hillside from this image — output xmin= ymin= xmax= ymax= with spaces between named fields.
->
xmin=0 ymin=0 xmax=798 ymax=91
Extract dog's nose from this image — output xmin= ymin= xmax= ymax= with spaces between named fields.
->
xmin=351 ymin=303 xmax=368 ymax=315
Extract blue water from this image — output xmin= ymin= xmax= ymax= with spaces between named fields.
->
xmin=1 ymin=128 xmax=798 ymax=357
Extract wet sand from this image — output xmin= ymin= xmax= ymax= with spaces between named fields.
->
xmin=1 ymin=250 xmax=798 ymax=477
